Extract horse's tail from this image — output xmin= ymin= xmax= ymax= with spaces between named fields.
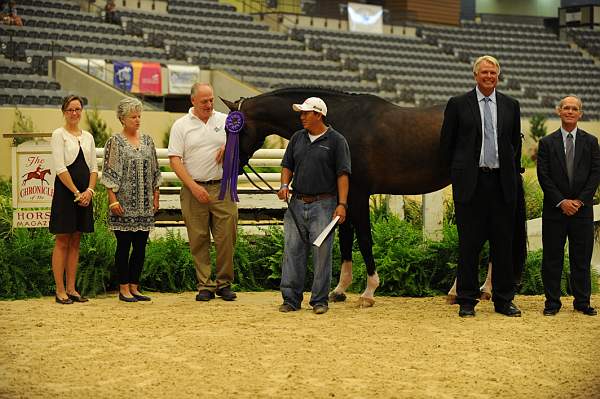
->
xmin=513 ymin=172 xmax=527 ymax=287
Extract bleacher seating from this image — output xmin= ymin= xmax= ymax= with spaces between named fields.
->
xmin=421 ymin=20 xmax=600 ymax=119
xmin=0 ymin=0 xmax=598 ymax=120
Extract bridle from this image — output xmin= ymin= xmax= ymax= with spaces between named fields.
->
xmin=236 ymin=98 xmax=310 ymax=245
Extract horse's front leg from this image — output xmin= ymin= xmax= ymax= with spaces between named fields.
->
xmin=329 ymin=222 xmax=354 ymax=302
xmin=352 ymin=193 xmax=378 ymax=307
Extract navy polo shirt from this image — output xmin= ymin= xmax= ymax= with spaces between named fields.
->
xmin=281 ymin=127 xmax=351 ymax=195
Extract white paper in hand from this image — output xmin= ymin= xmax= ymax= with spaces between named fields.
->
xmin=313 ymin=216 xmax=340 ymax=247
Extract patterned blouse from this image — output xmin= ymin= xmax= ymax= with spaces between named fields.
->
xmin=101 ymin=133 xmax=162 ymax=231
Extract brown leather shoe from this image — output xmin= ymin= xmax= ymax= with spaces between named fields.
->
xmin=195 ymin=290 xmax=215 ymax=301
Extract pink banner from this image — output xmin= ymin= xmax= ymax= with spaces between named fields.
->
xmin=139 ymin=62 xmax=162 ymax=94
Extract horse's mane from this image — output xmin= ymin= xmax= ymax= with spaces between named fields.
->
xmin=254 ymin=86 xmax=366 ymax=99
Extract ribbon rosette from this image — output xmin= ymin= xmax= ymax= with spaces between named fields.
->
xmin=218 ymin=111 xmax=245 ymax=201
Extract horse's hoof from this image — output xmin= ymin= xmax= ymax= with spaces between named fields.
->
xmin=329 ymin=291 xmax=347 ymax=302
xmin=445 ymin=294 xmax=457 ymax=305
xmin=480 ymin=291 xmax=492 ymax=301
xmin=356 ymin=297 xmax=375 ymax=308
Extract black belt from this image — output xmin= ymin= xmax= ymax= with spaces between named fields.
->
xmin=293 ymin=193 xmax=336 ymax=204
xmin=195 ymin=179 xmax=221 ymax=185
xmin=479 ymin=167 xmax=499 ymax=174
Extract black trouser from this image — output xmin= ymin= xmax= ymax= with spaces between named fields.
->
xmin=542 ymin=216 xmax=593 ymax=310
xmin=114 ymin=230 xmax=150 ymax=285
xmin=455 ymin=171 xmax=516 ymax=307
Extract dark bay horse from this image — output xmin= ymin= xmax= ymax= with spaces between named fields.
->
xmin=222 ymin=87 xmax=525 ymax=305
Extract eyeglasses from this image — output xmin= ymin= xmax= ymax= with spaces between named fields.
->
xmin=561 ymin=106 xmax=580 ymax=112
xmin=64 ymin=108 xmax=82 ymax=113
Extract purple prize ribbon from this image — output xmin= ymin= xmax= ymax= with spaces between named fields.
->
xmin=219 ymin=111 xmax=245 ymax=201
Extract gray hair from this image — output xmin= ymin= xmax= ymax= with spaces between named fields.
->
xmin=190 ymin=82 xmax=212 ymax=97
xmin=557 ymin=95 xmax=583 ymax=111
xmin=116 ymin=97 xmax=143 ymax=123
xmin=473 ymin=55 xmax=501 ymax=75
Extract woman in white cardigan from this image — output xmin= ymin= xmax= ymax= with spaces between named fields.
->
xmin=49 ymin=95 xmax=98 ymax=304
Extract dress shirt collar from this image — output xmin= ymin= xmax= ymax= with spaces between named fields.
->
xmin=475 ymin=86 xmax=496 ymax=104
xmin=560 ymin=126 xmax=577 ymax=140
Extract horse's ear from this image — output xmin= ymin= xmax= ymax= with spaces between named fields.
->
xmin=220 ymin=98 xmax=237 ymax=112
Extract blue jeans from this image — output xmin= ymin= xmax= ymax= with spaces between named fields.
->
xmin=280 ymin=196 xmax=337 ymax=309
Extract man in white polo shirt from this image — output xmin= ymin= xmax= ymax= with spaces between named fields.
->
xmin=168 ymin=82 xmax=238 ymax=302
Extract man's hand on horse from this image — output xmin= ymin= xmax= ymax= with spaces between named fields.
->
xmin=215 ymin=145 xmax=225 ymax=164
xmin=192 ymin=183 xmax=210 ymax=203
xmin=334 ymin=204 xmax=346 ymax=224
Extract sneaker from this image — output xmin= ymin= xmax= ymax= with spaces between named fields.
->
xmin=195 ymin=290 xmax=215 ymax=301
xmin=278 ymin=303 xmax=297 ymax=312
xmin=215 ymin=286 xmax=237 ymax=301
xmin=313 ymin=304 xmax=328 ymax=314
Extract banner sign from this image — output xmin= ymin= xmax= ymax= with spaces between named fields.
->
xmin=167 ymin=64 xmax=200 ymax=94
xmin=11 ymin=140 xmax=55 ymax=228
xmin=348 ymin=2 xmax=383 ymax=34
xmin=66 ymin=57 xmax=107 ymax=81
xmin=113 ymin=61 xmax=133 ymax=92
xmin=139 ymin=62 xmax=162 ymax=94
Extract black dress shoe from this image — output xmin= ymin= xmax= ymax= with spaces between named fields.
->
xmin=543 ymin=308 xmax=559 ymax=316
xmin=575 ymin=306 xmax=597 ymax=316
xmin=55 ymin=295 xmax=73 ymax=305
xmin=459 ymin=305 xmax=475 ymax=317
xmin=495 ymin=302 xmax=522 ymax=317
xmin=216 ymin=286 xmax=237 ymax=301
xmin=67 ymin=293 xmax=89 ymax=303
xmin=119 ymin=293 xmax=138 ymax=302
xmin=195 ymin=290 xmax=215 ymax=301
xmin=131 ymin=293 xmax=151 ymax=301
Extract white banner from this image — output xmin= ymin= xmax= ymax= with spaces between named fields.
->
xmin=167 ymin=64 xmax=200 ymax=94
xmin=348 ymin=2 xmax=383 ymax=34
xmin=66 ymin=57 xmax=107 ymax=81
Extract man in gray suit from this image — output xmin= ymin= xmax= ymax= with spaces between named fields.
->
xmin=537 ymin=95 xmax=600 ymax=316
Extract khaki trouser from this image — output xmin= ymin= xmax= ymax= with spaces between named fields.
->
xmin=180 ymin=183 xmax=238 ymax=292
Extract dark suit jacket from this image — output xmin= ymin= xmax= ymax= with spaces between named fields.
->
xmin=440 ymin=88 xmax=522 ymax=204
xmin=537 ymin=128 xmax=600 ymax=220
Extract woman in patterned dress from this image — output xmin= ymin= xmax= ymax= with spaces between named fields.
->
xmin=49 ymin=95 xmax=97 ymax=304
xmin=101 ymin=98 xmax=161 ymax=302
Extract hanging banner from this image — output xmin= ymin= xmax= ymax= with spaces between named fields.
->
xmin=139 ymin=62 xmax=162 ymax=94
xmin=113 ymin=61 xmax=133 ymax=92
xmin=167 ymin=64 xmax=200 ymax=94
xmin=348 ymin=2 xmax=383 ymax=34
xmin=66 ymin=57 xmax=107 ymax=81
xmin=11 ymin=140 xmax=55 ymax=227
xmin=130 ymin=61 xmax=162 ymax=94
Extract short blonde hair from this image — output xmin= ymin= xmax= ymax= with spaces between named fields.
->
xmin=116 ymin=97 xmax=143 ymax=123
xmin=473 ymin=55 xmax=500 ymax=75
xmin=557 ymin=95 xmax=583 ymax=111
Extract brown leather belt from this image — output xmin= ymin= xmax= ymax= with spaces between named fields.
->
xmin=195 ymin=179 xmax=221 ymax=185
xmin=293 ymin=192 xmax=336 ymax=204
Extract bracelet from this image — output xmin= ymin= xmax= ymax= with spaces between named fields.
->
xmin=280 ymin=183 xmax=289 ymax=190
xmin=86 ymin=187 xmax=95 ymax=195
xmin=109 ymin=201 xmax=120 ymax=209
xmin=74 ymin=190 xmax=80 ymax=197
xmin=337 ymin=202 xmax=348 ymax=210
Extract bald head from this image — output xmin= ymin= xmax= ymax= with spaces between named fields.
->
xmin=191 ymin=83 xmax=214 ymax=122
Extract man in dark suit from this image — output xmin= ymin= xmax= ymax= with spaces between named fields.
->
xmin=537 ymin=95 xmax=600 ymax=316
xmin=440 ymin=55 xmax=523 ymax=317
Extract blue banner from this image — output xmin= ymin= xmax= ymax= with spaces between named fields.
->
xmin=113 ymin=61 xmax=132 ymax=92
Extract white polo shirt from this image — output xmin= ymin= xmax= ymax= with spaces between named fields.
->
xmin=51 ymin=127 xmax=98 ymax=175
xmin=168 ymin=108 xmax=227 ymax=182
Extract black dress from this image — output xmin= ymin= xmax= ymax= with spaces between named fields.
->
xmin=49 ymin=147 xmax=94 ymax=234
